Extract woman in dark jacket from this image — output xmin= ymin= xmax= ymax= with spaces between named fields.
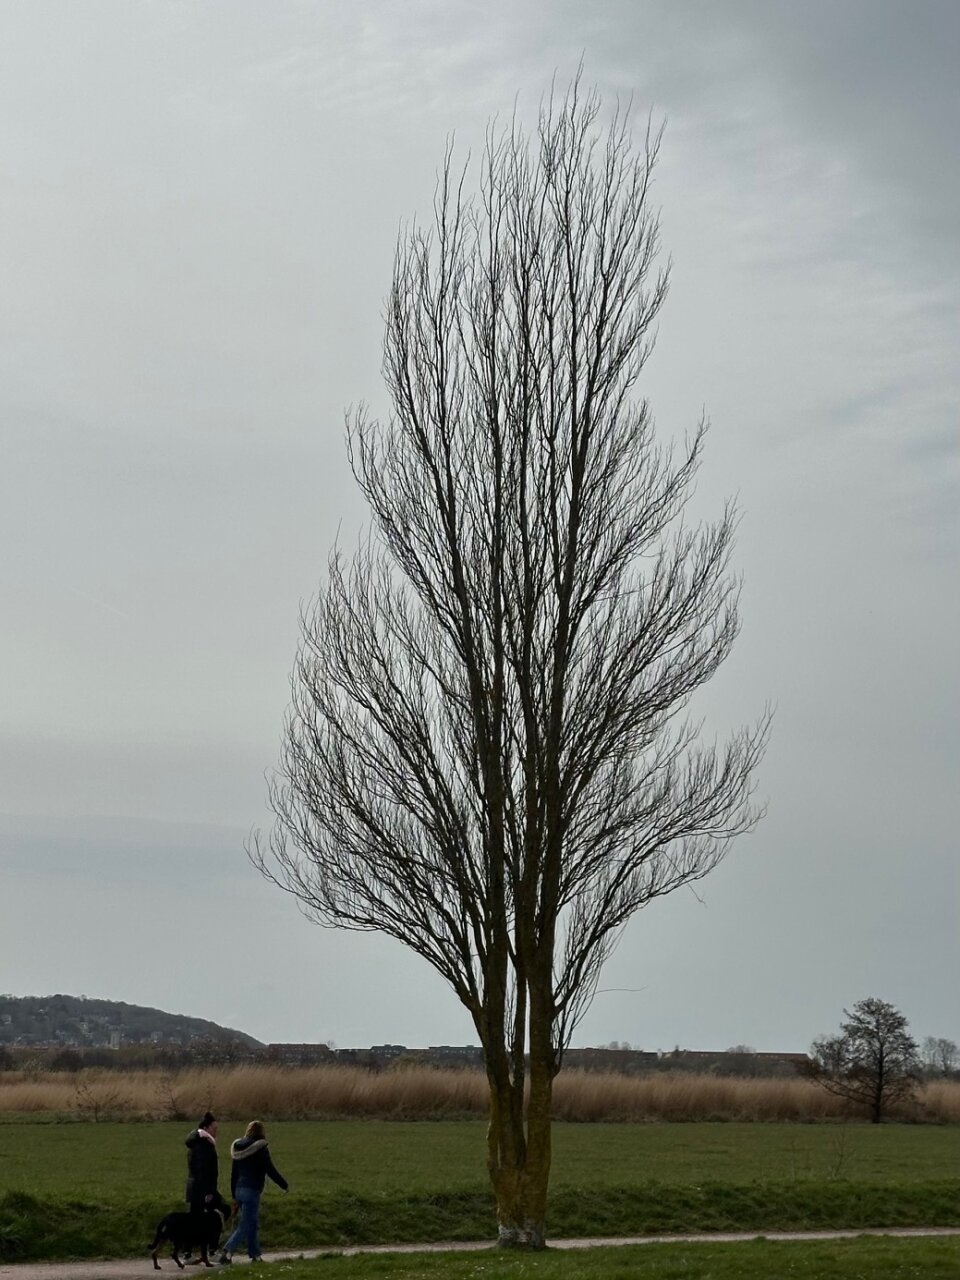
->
xmin=218 ymin=1120 xmax=288 ymax=1264
xmin=184 ymin=1111 xmax=220 ymax=1216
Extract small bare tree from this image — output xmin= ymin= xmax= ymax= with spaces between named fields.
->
xmin=808 ymin=998 xmax=920 ymax=1123
xmin=74 ymin=1079 xmax=125 ymax=1123
xmin=253 ymin=78 xmax=768 ymax=1248
xmin=921 ymin=1035 xmax=959 ymax=1078
xmin=154 ymin=1073 xmax=188 ymax=1121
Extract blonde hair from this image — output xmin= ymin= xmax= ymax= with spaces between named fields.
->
xmin=245 ymin=1120 xmax=265 ymax=1140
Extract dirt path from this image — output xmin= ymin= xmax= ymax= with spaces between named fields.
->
xmin=2 ymin=1228 xmax=959 ymax=1279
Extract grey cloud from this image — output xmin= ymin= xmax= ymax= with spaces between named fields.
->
xmin=902 ymin=423 xmax=960 ymax=463
xmin=0 ymin=813 xmax=245 ymax=886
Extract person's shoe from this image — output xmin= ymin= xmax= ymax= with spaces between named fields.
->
xmin=217 ymin=1254 xmax=232 ymax=1265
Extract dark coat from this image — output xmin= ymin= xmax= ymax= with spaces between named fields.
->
xmin=184 ymin=1128 xmax=219 ymax=1205
xmin=229 ymin=1136 xmax=288 ymax=1196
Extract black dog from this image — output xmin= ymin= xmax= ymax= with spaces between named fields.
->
xmin=149 ymin=1194 xmax=231 ymax=1270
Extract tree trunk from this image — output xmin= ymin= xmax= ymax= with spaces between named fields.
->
xmin=485 ymin=1058 xmax=553 ymax=1248
xmin=486 ymin=1089 xmax=552 ymax=1246
xmin=483 ymin=970 xmax=557 ymax=1250
xmin=871 ymin=1076 xmax=883 ymax=1123
xmin=872 ymin=1050 xmax=885 ymax=1123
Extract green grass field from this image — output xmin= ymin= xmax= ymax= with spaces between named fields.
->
xmin=229 ymin=1238 xmax=960 ymax=1280
xmin=0 ymin=1119 xmax=957 ymax=1262
xmin=3 ymin=1118 xmax=958 ymax=1196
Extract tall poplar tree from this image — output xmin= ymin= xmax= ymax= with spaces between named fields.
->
xmin=254 ymin=78 xmax=768 ymax=1248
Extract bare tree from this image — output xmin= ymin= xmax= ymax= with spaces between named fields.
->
xmin=808 ymin=998 xmax=920 ymax=1123
xmin=921 ymin=1035 xmax=959 ymax=1078
xmin=253 ymin=78 xmax=768 ymax=1248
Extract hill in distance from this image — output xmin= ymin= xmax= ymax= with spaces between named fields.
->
xmin=0 ymin=993 xmax=263 ymax=1050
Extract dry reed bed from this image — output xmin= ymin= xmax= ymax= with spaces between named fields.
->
xmin=1 ymin=1066 xmax=958 ymax=1123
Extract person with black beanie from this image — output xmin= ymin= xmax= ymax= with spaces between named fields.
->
xmin=184 ymin=1110 xmax=220 ymax=1219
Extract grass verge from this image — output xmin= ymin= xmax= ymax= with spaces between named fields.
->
xmin=219 ymin=1237 xmax=960 ymax=1280
xmin=2 ymin=1181 xmax=959 ymax=1262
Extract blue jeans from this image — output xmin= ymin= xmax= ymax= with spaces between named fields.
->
xmin=224 ymin=1185 xmax=261 ymax=1259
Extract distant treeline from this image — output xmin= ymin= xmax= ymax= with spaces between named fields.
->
xmin=0 ymin=1039 xmax=266 ymax=1072
xmin=0 ymin=1039 xmax=813 ymax=1078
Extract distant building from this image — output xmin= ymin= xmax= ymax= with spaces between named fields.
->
xmin=564 ymin=1047 xmax=659 ymax=1074
xmin=370 ymin=1044 xmax=409 ymax=1060
xmin=752 ymin=1052 xmax=811 ymax=1071
xmin=426 ymin=1045 xmax=484 ymax=1066
xmin=662 ymin=1049 xmax=810 ymax=1076
xmin=266 ymin=1043 xmax=336 ymax=1066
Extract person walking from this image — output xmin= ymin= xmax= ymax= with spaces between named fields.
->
xmin=218 ymin=1120 xmax=289 ymax=1265
xmin=182 ymin=1110 xmax=220 ymax=1264
xmin=184 ymin=1111 xmax=220 ymax=1217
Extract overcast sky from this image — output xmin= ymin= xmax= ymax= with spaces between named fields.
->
xmin=2 ymin=1 xmax=957 ymax=1054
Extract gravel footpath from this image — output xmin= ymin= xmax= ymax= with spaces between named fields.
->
xmin=2 ymin=1228 xmax=959 ymax=1279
